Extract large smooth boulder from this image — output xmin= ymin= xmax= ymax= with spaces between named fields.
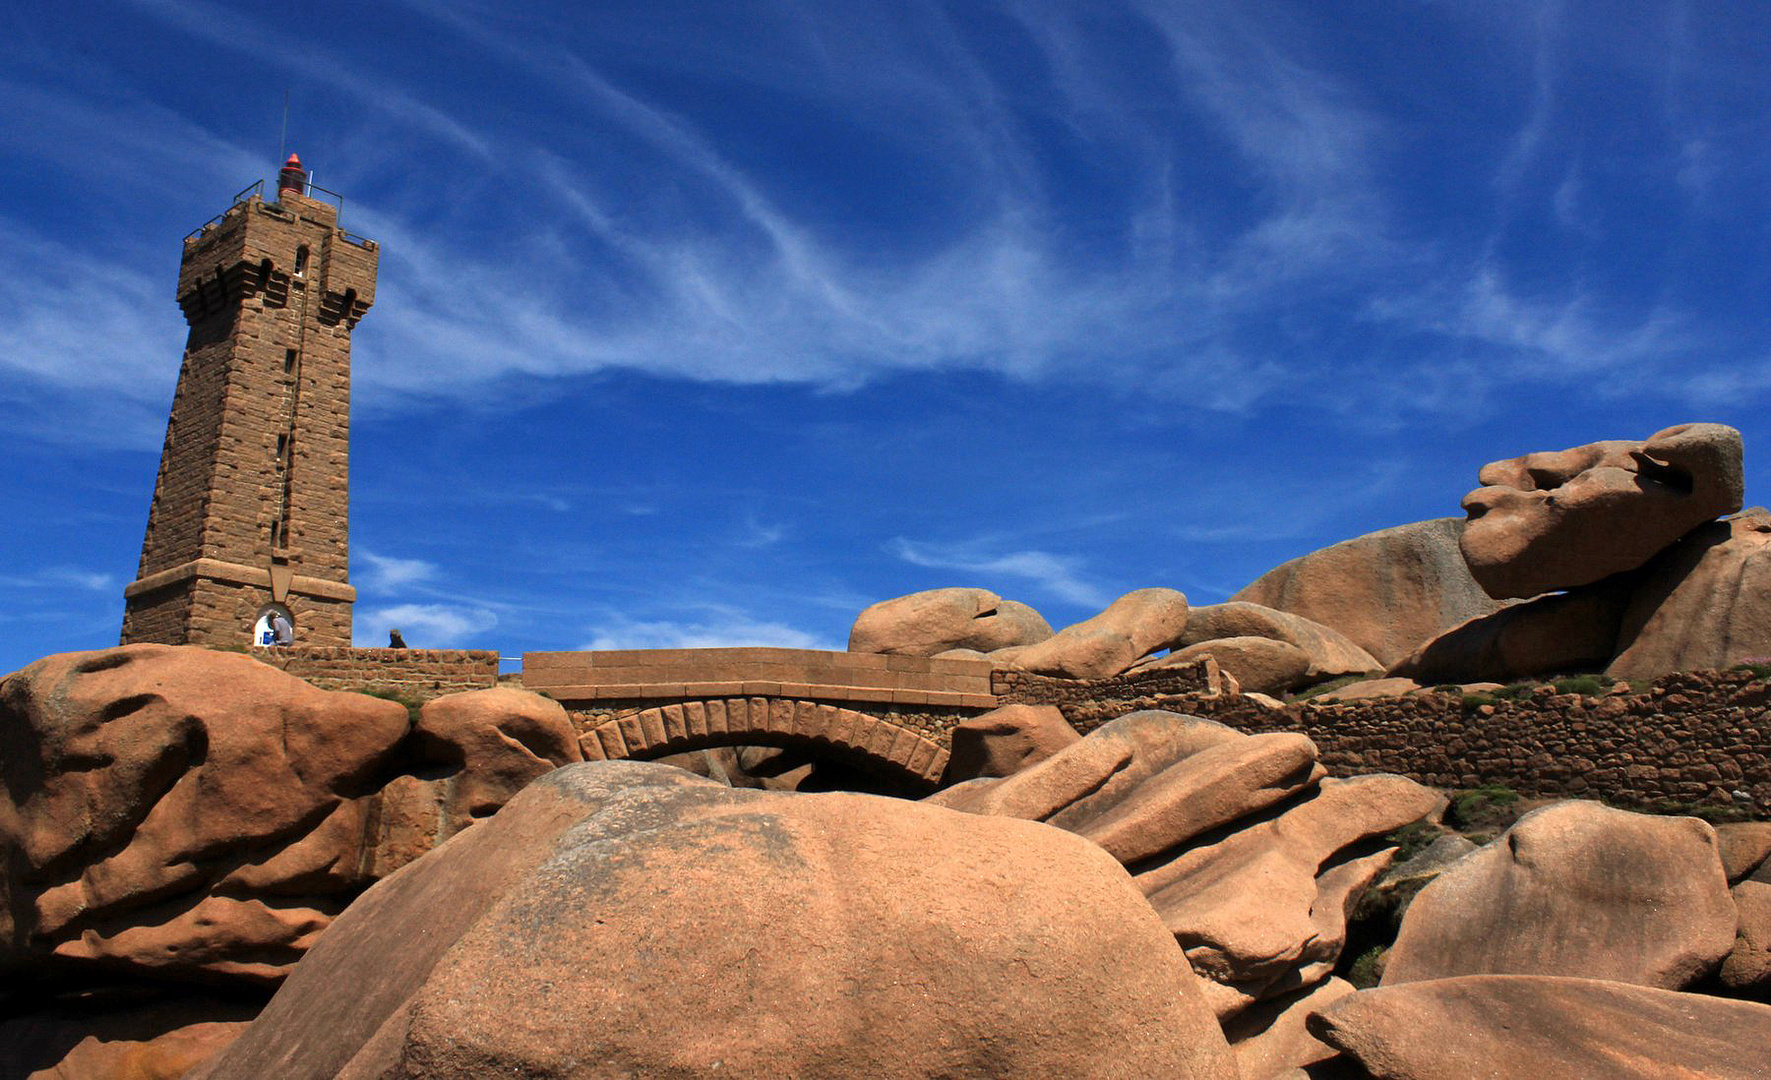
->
xmin=1384 ymin=801 xmax=1736 ymax=989
xmin=1609 ymin=510 xmax=1771 ymax=679
xmin=1309 ymin=974 xmax=1771 ymax=1080
xmin=941 ymin=704 xmax=1080 ymax=783
xmin=198 ymin=761 xmax=1235 ymax=1080
xmin=410 ymin=687 xmax=581 ymax=832
xmin=1459 ymin=423 xmax=1744 ymax=599
xmin=1007 ymin=587 xmax=1190 ymax=679
xmin=1178 ymin=602 xmax=1382 ymax=681
xmin=1388 ymin=576 xmax=1635 ymax=684
xmin=1232 ymin=518 xmax=1505 ymax=667
xmin=0 ymin=645 xmax=410 ymax=985
xmin=848 ymin=588 xmax=1052 ymax=656
xmin=1161 ymin=637 xmax=1312 ymax=695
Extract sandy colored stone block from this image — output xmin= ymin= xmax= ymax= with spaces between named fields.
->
xmin=704 ymin=699 xmax=730 ymax=736
xmin=682 ymin=701 xmax=708 ymax=738
xmin=638 ymin=708 xmax=668 ymax=749
xmin=616 ymin=715 xmax=646 ymax=754
xmin=577 ymin=732 xmax=608 ymax=761
xmin=659 ymin=704 xmax=688 ymax=742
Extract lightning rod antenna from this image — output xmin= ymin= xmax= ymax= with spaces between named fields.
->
xmin=278 ymin=90 xmax=290 ymax=165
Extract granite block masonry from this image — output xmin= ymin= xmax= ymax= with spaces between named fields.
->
xmin=121 ymin=156 xmax=376 ymax=648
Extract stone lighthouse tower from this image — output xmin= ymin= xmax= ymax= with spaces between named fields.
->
xmin=121 ymin=156 xmax=377 ymax=648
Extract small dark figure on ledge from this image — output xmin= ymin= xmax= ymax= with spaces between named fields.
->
xmin=388 ymin=628 xmax=408 ymax=649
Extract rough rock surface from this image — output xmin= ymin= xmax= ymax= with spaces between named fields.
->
xmin=1007 ymin=588 xmax=1191 ymax=679
xmin=1178 ymin=602 xmax=1382 ymax=681
xmin=1717 ymin=821 xmax=1771 ymax=883
xmin=941 ymin=704 xmax=1080 ymax=782
xmin=0 ymin=645 xmax=410 ymax=985
xmin=1388 ymin=576 xmax=1635 ymax=684
xmin=1221 ymin=976 xmax=1353 ymax=1079
xmin=199 ymin=761 xmax=1235 ymax=1080
xmin=1309 ymin=974 xmax=1771 ymax=1080
xmin=1609 ymin=510 xmax=1771 ymax=679
xmin=0 ymin=995 xmax=259 ymax=1080
xmin=1307 ymin=677 xmax=1421 ymax=702
xmin=1232 ymin=518 xmax=1505 ymax=667
xmin=1384 ymin=801 xmax=1736 ymax=989
xmin=410 ymin=687 xmax=581 ymax=833
xmin=1161 ymin=637 xmax=1313 ymax=695
xmin=1459 ymin=422 xmax=1744 ymax=599
xmin=929 ymin=710 xmax=1440 ymax=1022
xmin=847 ymin=587 xmax=1052 ymax=656
xmin=1721 ymin=879 xmax=1771 ymax=993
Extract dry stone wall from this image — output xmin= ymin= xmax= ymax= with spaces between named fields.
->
xmin=258 ymin=646 xmax=498 ymax=700
xmin=1030 ymin=669 xmax=1770 ymax=814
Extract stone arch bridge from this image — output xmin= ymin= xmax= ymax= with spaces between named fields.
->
xmin=521 ymin=648 xmax=1000 ymax=786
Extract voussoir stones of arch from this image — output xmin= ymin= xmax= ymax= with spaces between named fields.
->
xmin=1174 ymin=602 xmax=1382 ymax=682
xmin=1308 ymin=975 xmax=1771 ymax=1080
xmin=0 ymin=645 xmax=410 ymax=986
xmin=1459 ymin=422 xmax=1744 ymax=600
xmin=847 ymin=587 xmax=1053 ymax=656
xmin=1608 ymin=509 xmax=1771 ymax=680
xmin=197 ymin=761 xmax=1238 ymax=1080
xmin=928 ymin=710 xmax=1441 ymax=1024
xmin=1231 ymin=518 xmax=1505 ymax=668
xmin=578 ymin=698 xmax=951 ymax=785
xmin=1007 ymin=587 xmax=1191 ymax=679
xmin=1382 ymin=800 xmax=1737 ymax=990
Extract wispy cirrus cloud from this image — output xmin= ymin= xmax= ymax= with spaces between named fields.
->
xmin=581 ymin=609 xmax=833 ymax=651
xmin=354 ymin=602 xmax=498 ymax=648
xmin=356 ymin=549 xmax=439 ymax=590
xmin=887 ymin=537 xmax=1110 ymax=609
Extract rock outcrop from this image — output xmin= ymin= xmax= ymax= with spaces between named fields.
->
xmin=1177 ymin=601 xmax=1382 ymax=681
xmin=197 ymin=761 xmax=1236 ymax=1080
xmin=1232 ymin=518 xmax=1505 ymax=667
xmin=1459 ymin=422 xmax=1744 ymax=600
xmin=1383 ymin=800 xmax=1737 ymax=989
xmin=1608 ymin=510 xmax=1771 ymax=680
xmin=1309 ymin=974 xmax=1771 ymax=1080
xmin=1006 ymin=587 xmax=1190 ymax=679
xmin=847 ymin=587 xmax=1052 ymax=656
xmin=1388 ymin=576 xmax=1636 ymax=684
xmin=1159 ymin=636 xmax=1313 ymax=695
xmin=0 ymin=645 xmax=410 ymax=985
xmin=927 ymin=710 xmax=1441 ymax=1022
xmin=941 ymin=703 xmax=1080 ymax=782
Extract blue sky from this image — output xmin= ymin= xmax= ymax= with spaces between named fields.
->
xmin=3 ymin=1 xmax=1770 ymax=674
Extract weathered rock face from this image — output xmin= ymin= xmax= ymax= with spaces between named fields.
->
xmin=1721 ymin=879 xmax=1771 ymax=994
xmin=1459 ymin=423 xmax=1744 ymax=600
xmin=410 ymin=687 xmax=582 ymax=833
xmin=1232 ymin=518 xmax=1505 ymax=667
xmin=847 ymin=587 xmax=1053 ymax=656
xmin=0 ymin=995 xmax=260 ymax=1080
xmin=1383 ymin=801 xmax=1737 ymax=989
xmin=1221 ymin=976 xmax=1352 ymax=1080
xmin=1609 ymin=511 xmax=1771 ymax=680
xmin=198 ymin=761 xmax=1236 ymax=1080
xmin=1388 ymin=575 xmax=1635 ymax=684
xmin=1178 ymin=602 xmax=1382 ymax=681
xmin=1007 ymin=587 xmax=1190 ymax=679
xmin=0 ymin=645 xmax=411 ymax=985
xmin=941 ymin=703 xmax=1080 ymax=783
xmin=1309 ymin=974 xmax=1771 ymax=1080
xmin=1161 ymin=636 xmax=1313 ymax=694
xmin=928 ymin=710 xmax=1441 ymax=1023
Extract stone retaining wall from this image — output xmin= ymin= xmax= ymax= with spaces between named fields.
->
xmin=258 ymin=646 xmax=499 ymax=699
xmin=1037 ymin=668 xmax=1771 ymax=814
